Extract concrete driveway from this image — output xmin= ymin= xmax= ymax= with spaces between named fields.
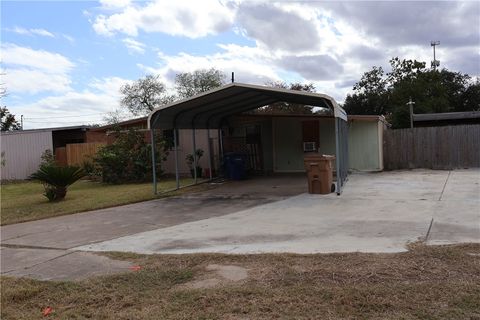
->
xmin=1 ymin=175 xmax=306 ymax=280
xmin=76 ymin=169 xmax=480 ymax=254
xmin=1 ymin=170 xmax=479 ymax=280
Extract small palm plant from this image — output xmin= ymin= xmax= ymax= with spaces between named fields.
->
xmin=185 ymin=148 xmax=204 ymax=178
xmin=30 ymin=165 xmax=86 ymax=201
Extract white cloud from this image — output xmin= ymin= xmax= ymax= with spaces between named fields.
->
xmin=1 ymin=43 xmax=74 ymax=74
xmin=8 ymin=26 xmax=55 ymax=37
xmin=4 ymin=69 xmax=71 ymax=94
xmin=235 ymin=3 xmax=321 ymax=53
xmin=92 ymin=0 xmax=235 ymax=38
xmin=11 ymin=77 xmax=130 ymax=129
xmin=139 ymin=45 xmax=282 ymax=90
xmin=62 ymin=34 xmax=75 ymax=43
xmin=1 ymin=43 xmax=75 ymax=94
xmin=30 ymin=28 xmax=55 ymax=37
xmin=122 ymin=38 xmax=146 ymax=54
xmin=99 ymin=0 xmax=131 ymax=9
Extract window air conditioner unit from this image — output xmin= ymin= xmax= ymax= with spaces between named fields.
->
xmin=303 ymin=141 xmax=316 ymax=152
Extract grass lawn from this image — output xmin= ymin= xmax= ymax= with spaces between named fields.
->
xmin=0 ymin=178 xmax=202 ymax=225
xmin=1 ymin=244 xmax=479 ymax=319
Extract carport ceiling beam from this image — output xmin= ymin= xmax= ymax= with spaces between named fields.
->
xmin=171 ymin=89 xmax=255 ymax=128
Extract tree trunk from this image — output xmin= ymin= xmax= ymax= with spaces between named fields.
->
xmin=55 ymin=187 xmax=67 ymax=200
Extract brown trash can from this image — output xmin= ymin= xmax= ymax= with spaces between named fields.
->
xmin=304 ymin=154 xmax=335 ymax=194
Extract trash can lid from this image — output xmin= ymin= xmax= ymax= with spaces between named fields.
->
xmin=304 ymin=153 xmax=335 ymax=161
xmin=320 ymin=154 xmax=335 ymax=160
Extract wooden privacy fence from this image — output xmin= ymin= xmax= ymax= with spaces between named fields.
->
xmin=55 ymin=142 xmax=105 ymax=166
xmin=383 ymin=124 xmax=480 ymax=170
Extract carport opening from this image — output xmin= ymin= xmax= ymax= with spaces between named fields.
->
xmin=148 ymin=83 xmax=349 ymax=195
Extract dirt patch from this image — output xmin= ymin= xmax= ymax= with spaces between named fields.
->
xmin=2 ymin=244 xmax=479 ymax=319
xmin=206 ymin=264 xmax=248 ymax=281
xmin=182 ymin=264 xmax=248 ymax=289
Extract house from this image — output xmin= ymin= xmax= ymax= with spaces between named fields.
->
xmin=89 ymin=112 xmax=386 ymax=177
xmin=0 ymin=125 xmax=90 ymax=180
xmin=147 ymin=83 xmax=359 ymax=194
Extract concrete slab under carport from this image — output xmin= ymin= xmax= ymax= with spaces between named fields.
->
xmin=76 ymin=169 xmax=480 ymax=255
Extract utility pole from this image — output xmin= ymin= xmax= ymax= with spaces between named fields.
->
xmin=430 ymin=41 xmax=440 ymax=71
xmin=406 ymin=97 xmax=415 ymax=129
xmin=21 ymin=114 xmax=24 ymax=130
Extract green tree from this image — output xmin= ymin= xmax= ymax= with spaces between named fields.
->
xmin=1 ymin=107 xmax=21 ymax=131
xmin=120 ymin=75 xmax=175 ymax=116
xmin=344 ymin=67 xmax=389 ymax=115
xmin=256 ymin=81 xmax=316 ymax=114
xmin=175 ymin=68 xmax=226 ymax=99
xmin=460 ymin=80 xmax=480 ymax=111
xmin=343 ymin=57 xmax=478 ymax=128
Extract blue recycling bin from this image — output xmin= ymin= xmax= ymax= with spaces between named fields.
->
xmin=224 ymin=153 xmax=247 ymax=180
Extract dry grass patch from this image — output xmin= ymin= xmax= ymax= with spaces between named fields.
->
xmin=2 ymin=244 xmax=480 ymax=319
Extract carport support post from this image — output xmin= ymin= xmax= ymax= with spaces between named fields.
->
xmin=218 ymin=127 xmax=224 ymax=163
xmin=335 ymin=118 xmax=342 ymax=195
xmin=150 ymin=129 xmax=157 ymax=195
xmin=207 ymin=129 xmax=213 ymax=180
xmin=192 ymin=128 xmax=198 ymax=184
xmin=174 ymin=127 xmax=180 ymax=190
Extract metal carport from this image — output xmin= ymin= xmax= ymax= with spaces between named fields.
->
xmin=148 ymin=83 xmax=348 ymax=195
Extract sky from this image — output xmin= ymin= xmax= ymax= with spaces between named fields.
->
xmin=1 ymin=0 xmax=479 ymax=129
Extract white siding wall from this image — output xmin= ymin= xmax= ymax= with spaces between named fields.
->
xmin=161 ymin=129 xmax=219 ymax=176
xmin=1 ymin=130 xmax=53 ymax=180
xmin=348 ymin=120 xmax=382 ymax=171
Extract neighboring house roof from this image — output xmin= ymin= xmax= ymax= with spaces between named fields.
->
xmin=235 ymin=113 xmax=387 ymax=123
xmin=148 ymin=82 xmax=347 ymax=130
xmin=89 ymin=116 xmax=147 ymax=132
xmin=413 ymin=111 xmax=480 ymax=122
xmin=0 ymin=125 xmax=91 ymax=135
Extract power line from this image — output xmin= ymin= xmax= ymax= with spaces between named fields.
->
xmin=24 ymin=112 xmax=108 ymax=120
xmin=25 ymin=119 xmax=104 ymax=124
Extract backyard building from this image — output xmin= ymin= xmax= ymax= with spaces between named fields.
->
xmin=0 ymin=126 xmax=90 ymax=180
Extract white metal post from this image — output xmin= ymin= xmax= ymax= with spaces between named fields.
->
xmin=335 ymin=118 xmax=342 ymax=195
xmin=150 ymin=129 xmax=157 ymax=195
xmin=218 ymin=127 xmax=224 ymax=175
xmin=207 ymin=129 xmax=213 ymax=180
xmin=174 ymin=128 xmax=180 ymax=189
xmin=192 ymin=128 xmax=197 ymax=184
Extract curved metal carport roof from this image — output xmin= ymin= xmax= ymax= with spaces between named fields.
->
xmin=148 ymin=83 xmax=347 ymax=130
xmin=147 ymin=82 xmax=348 ymax=196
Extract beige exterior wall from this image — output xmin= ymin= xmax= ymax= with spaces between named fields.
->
xmin=272 ymin=117 xmax=336 ymax=172
xmin=158 ymin=116 xmax=385 ymax=175
xmin=161 ymin=129 xmax=219 ymax=176
xmin=348 ymin=120 xmax=383 ymax=171
xmin=1 ymin=130 xmax=53 ymax=180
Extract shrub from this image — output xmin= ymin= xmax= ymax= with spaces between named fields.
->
xmin=30 ymin=165 xmax=86 ymax=201
xmin=81 ymin=159 xmax=100 ymax=180
xmin=40 ymin=149 xmax=56 ymax=168
xmin=93 ymin=129 xmax=168 ymax=184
